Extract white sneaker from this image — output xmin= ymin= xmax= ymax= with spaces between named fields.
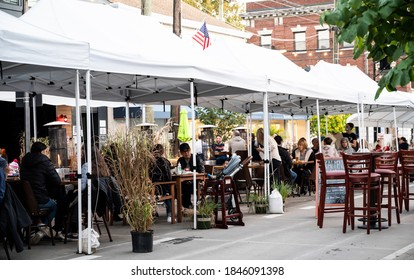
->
xmin=167 ymin=216 xmax=172 ymax=223
xmin=30 ymin=231 xmax=45 ymax=245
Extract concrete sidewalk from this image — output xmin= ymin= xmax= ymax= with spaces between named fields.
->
xmin=3 ymin=188 xmax=414 ymax=260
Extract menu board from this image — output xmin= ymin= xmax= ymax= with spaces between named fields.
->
xmin=315 ymin=158 xmax=345 ymax=216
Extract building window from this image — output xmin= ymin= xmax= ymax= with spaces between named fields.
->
xmin=258 ymin=28 xmax=272 ymax=48
xmin=342 ymin=41 xmax=354 ymax=48
xmin=317 ymin=29 xmax=330 ymax=49
xmin=260 ymin=34 xmax=271 ymax=48
xmin=294 ymin=32 xmax=306 ymax=51
xmin=1 ymin=0 xmax=19 ymax=4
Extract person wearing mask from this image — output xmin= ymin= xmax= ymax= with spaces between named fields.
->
xmin=20 ymin=142 xmax=62 ymax=244
xmin=274 ymin=135 xmax=297 ymax=185
xmin=228 ymin=130 xmax=246 ymax=154
xmin=342 ymin=123 xmax=359 ymax=152
xmin=256 ymin=128 xmax=282 ymax=183
xmin=176 ymin=143 xmax=205 ymax=209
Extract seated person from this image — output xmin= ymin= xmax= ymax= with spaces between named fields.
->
xmin=0 ymin=156 xmax=8 ymax=204
xmin=176 ymin=143 xmax=205 ymax=209
xmin=251 ymin=133 xmax=262 ymax=162
xmin=338 ymin=137 xmax=354 ymax=155
xmin=399 ymin=137 xmax=409 ymax=150
xmin=20 ymin=142 xmax=62 ymax=244
xmin=292 ymin=138 xmax=315 ymax=195
xmin=150 ymin=144 xmax=174 ymax=223
xmin=274 ymin=135 xmax=297 ymax=185
xmin=212 ymin=135 xmax=228 ymax=165
xmin=311 ymin=138 xmax=320 ymax=154
xmin=322 ymin=137 xmax=339 ymax=158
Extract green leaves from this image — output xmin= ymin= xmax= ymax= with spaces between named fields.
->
xmin=321 ymin=0 xmax=414 ymax=99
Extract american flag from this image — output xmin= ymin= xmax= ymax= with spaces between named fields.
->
xmin=192 ymin=22 xmax=211 ymax=50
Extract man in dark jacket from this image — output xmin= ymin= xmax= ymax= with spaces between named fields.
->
xmin=20 ymin=142 xmax=62 ymax=244
xmin=177 ymin=143 xmax=205 ymax=208
xmin=274 ymin=135 xmax=297 ymax=185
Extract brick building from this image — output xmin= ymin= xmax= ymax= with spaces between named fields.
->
xmin=241 ymin=0 xmax=376 ymax=78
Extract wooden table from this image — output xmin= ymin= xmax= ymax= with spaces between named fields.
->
xmin=173 ymin=172 xmax=206 ymax=223
xmin=292 ymin=160 xmax=314 ymax=166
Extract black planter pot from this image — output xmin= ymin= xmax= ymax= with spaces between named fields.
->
xmin=131 ymin=230 xmax=153 ymax=253
xmin=196 ymin=214 xmax=212 ymax=229
xmin=255 ymin=204 xmax=267 ymax=214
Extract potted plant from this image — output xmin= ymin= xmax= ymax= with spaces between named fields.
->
xmin=196 ymin=199 xmax=217 ymax=229
xmin=250 ymin=194 xmax=268 ymax=214
xmin=105 ymin=128 xmax=157 ymax=253
xmin=271 ymin=181 xmax=293 ymax=204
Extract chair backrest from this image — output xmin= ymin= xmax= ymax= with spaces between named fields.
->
xmin=341 ymin=152 xmax=373 ymax=184
xmin=235 ymin=150 xmax=248 ymax=162
xmin=316 ymin=152 xmax=326 ymax=176
xmin=398 ymin=150 xmax=414 ymax=169
xmin=375 ymin=152 xmax=398 ymax=171
xmin=7 ymin=180 xmax=39 ymax=216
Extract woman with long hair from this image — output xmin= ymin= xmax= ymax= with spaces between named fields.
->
xmin=255 ymin=128 xmax=281 ymax=184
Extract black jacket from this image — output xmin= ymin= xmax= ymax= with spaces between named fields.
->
xmin=20 ymin=152 xmax=61 ymax=204
xmin=177 ymin=154 xmax=205 ymax=173
xmin=0 ymin=185 xmax=32 ymax=253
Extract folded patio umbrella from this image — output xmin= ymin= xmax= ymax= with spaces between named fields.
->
xmin=177 ymin=108 xmax=191 ymax=142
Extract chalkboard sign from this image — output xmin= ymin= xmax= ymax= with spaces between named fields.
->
xmin=318 ymin=158 xmax=345 ymax=204
xmin=315 ymin=158 xmax=345 ymax=217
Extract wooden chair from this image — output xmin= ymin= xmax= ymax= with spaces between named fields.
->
xmin=233 ymin=155 xmax=253 ymax=203
xmin=374 ymin=152 xmax=400 ymax=226
xmin=398 ymin=150 xmax=414 ymax=212
xmin=151 ymin=181 xmax=176 ymax=224
xmin=65 ymin=179 xmax=113 ymax=243
xmin=315 ymin=153 xmax=346 ymax=228
xmin=7 ymin=180 xmax=55 ymax=248
xmin=342 ymin=153 xmax=382 ymax=234
xmin=300 ymin=166 xmax=316 ymax=196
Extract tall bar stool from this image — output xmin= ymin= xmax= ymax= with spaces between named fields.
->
xmin=374 ymin=152 xmax=400 ymax=226
xmin=398 ymin=150 xmax=414 ymax=212
xmin=315 ymin=153 xmax=346 ymax=228
xmin=341 ymin=153 xmax=382 ymax=234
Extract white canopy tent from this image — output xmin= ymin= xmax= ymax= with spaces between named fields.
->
xmin=347 ymin=111 xmax=414 ymax=127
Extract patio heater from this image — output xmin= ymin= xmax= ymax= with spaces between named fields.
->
xmin=44 ymin=117 xmax=70 ymax=179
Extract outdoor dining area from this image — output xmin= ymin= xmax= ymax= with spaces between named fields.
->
xmin=2 ymin=0 xmax=414 ymax=263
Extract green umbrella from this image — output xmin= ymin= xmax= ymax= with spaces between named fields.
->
xmin=177 ymin=108 xmax=192 ymax=142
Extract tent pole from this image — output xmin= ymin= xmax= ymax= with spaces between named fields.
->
xmin=86 ymin=70 xmax=92 ymax=255
xmin=32 ymin=93 xmax=37 ymax=141
xmin=190 ymin=80 xmax=197 ymax=229
xmin=263 ymin=89 xmax=270 ymax=196
xmin=24 ymin=91 xmax=31 ymax=153
xmin=75 ymin=70 xmax=83 ymax=254
xmin=316 ymin=99 xmax=321 ymax=153
xmin=125 ymin=90 xmax=130 ymax=131
xmin=393 ymin=106 xmax=399 ymax=151
xmin=361 ymin=102 xmax=365 ymax=149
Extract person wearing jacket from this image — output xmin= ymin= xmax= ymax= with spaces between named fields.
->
xmin=20 ymin=142 xmax=62 ymax=244
xmin=177 ymin=143 xmax=205 ymax=209
xmin=228 ymin=130 xmax=246 ymax=154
